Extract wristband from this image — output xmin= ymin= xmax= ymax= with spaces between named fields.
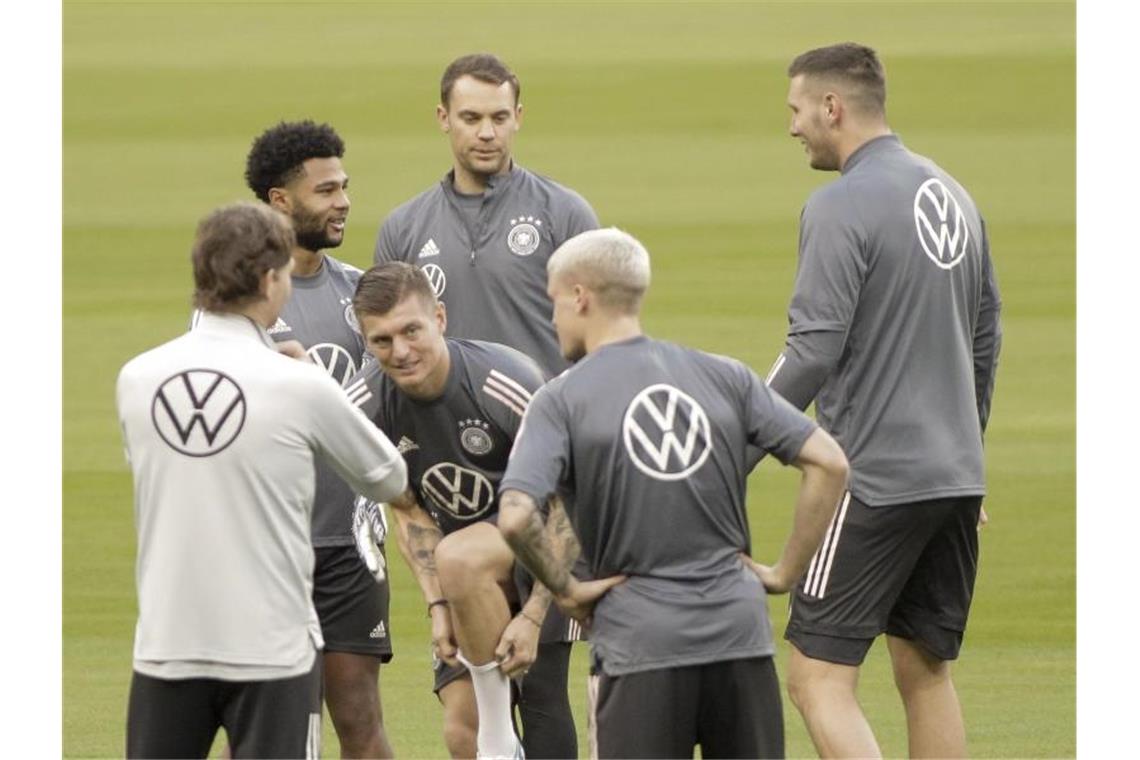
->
xmin=427 ymin=599 xmax=449 ymax=616
xmin=519 ymin=610 xmax=542 ymax=629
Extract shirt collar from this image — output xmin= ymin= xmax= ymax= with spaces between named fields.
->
xmin=842 ymin=133 xmax=902 ymax=174
xmin=441 ymin=161 xmax=522 ymax=200
xmin=194 ymin=311 xmax=276 ymax=350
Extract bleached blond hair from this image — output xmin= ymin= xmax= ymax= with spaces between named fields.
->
xmin=546 ymin=228 xmax=651 ymax=314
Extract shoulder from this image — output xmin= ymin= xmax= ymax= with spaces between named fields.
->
xmin=382 ymin=183 xmax=446 ymax=229
xmin=324 ymin=254 xmax=364 ymax=283
xmin=457 ymin=339 xmax=545 ymax=413
xmin=802 ymin=178 xmax=856 ymax=220
xmin=516 ymin=167 xmax=594 ymax=214
xmin=344 ymin=359 xmax=387 ymax=410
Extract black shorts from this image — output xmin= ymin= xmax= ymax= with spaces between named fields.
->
xmin=313 ymin=545 xmax=392 ymax=661
xmin=126 ymin=659 xmax=322 ymax=759
xmin=591 ymin=657 xmax=783 ymax=759
xmin=785 ymin=492 xmax=982 ymax=665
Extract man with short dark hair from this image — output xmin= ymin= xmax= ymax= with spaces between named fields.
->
xmin=768 ymin=42 xmax=1002 ymax=758
xmin=498 ymin=228 xmax=850 ymax=759
xmin=343 ymin=261 xmax=577 ymax=759
xmin=373 ymin=53 xmax=600 ymax=757
xmin=117 ymin=202 xmax=407 ymax=759
xmin=242 ymin=120 xmax=398 ymax=758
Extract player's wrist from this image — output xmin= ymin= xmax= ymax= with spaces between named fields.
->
xmin=427 ymin=598 xmax=449 ymax=617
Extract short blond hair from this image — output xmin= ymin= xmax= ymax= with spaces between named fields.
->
xmin=547 ymin=228 xmax=651 ymax=314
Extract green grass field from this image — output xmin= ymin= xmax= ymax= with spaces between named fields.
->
xmin=63 ymin=1 xmax=1075 ymax=756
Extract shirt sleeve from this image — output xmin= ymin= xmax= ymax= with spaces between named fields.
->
xmin=973 ymin=218 xmax=1002 ymax=435
xmin=767 ymin=189 xmax=867 ymax=411
xmin=373 ymin=212 xmax=404 ymax=265
xmin=743 ymin=363 xmax=818 ymax=465
xmin=558 ymin=190 xmax=600 ymax=243
xmin=307 ymin=369 xmax=407 ymax=503
xmin=480 ymin=350 xmax=546 ymax=440
xmin=500 ymin=383 xmax=571 ymax=506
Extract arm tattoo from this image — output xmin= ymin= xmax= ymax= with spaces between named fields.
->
xmin=503 ymin=492 xmax=579 ymax=596
xmin=406 ymin=522 xmax=442 ymax=574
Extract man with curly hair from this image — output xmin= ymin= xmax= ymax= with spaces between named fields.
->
xmin=241 ymin=121 xmax=395 ymax=758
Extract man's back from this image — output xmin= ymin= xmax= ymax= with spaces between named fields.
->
xmin=772 ymin=134 xmax=1001 ymax=506
xmin=504 ymin=335 xmax=816 ymax=675
xmin=117 ymin=312 xmax=403 ymax=677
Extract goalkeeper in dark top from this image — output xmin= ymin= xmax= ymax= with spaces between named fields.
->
xmin=497 ymin=228 xmax=850 ymax=759
xmin=344 ymin=262 xmax=584 ymax=759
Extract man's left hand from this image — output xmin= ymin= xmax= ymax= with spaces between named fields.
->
xmin=494 ymin=612 xmax=542 ymax=679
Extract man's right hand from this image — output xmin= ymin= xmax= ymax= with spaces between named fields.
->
xmin=430 ymin=604 xmax=459 ymax=667
xmin=741 ymin=553 xmax=794 ymax=594
xmin=553 ymin=575 xmax=627 ymax=626
xmin=276 ymin=340 xmax=311 ymax=362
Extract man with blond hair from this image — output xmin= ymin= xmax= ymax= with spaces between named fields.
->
xmin=498 ymin=228 xmax=850 ymax=759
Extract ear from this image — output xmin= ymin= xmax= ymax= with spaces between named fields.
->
xmin=435 ymin=300 xmax=448 ymax=334
xmin=514 ymin=102 xmax=524 ymax=130
xmin=823 ymin=92 xmax=843 ymax=126
xmin=267 ymin=187 xmax=291 ymax=214
xmin=258 ymin=268 xmax=275 ymax=298
xmin=573 ymin=283 xmax=589 ymax=315
xmin=436 ymin=104 xmax=450 ymax=133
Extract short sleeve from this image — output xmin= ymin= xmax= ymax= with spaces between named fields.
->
xmin=742 ymin=365 xmax=817 ymax=465
xmin=500 ymin=383 xmax=571 ymax=505
xmin=558 ymin=190 xmax=600 ymax=243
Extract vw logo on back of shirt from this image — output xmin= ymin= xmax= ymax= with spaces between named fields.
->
xmin=914 ymin=178 xmax=970 ymax=270
xmin=622 ymin=383 xmax=713 ymax=481
xmin=151 ymin=370 xmax=246 ymax=457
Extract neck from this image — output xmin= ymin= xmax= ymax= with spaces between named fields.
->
xmin=585 ymin=315 xmax=643 ymax=355
xmin=452 ymin=159 xmax=511 ymax=195
xmin=236 ymin=302 xmax=275 ymax=330
xmin=403 ymin=342 xmax=453 ymax=401
xmin=837 ymin=124 xmax=892 ymax=170
xmin=292 ymin=247 xmax=324 ymax=276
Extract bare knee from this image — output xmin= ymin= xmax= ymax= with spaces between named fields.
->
xmin=436 ymin=526 xmax=511 ymax=597
xmin=442 ymin=713 xmax=477 ymax=758
xmin=786 ymin=648 xmax=858 ymax=714
xmin=889 ymin=636 xmax=951 ymax=698
xmin=324 ymin=654 xmax=383 ymax=748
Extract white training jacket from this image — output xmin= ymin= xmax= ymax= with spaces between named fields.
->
xmin=116 ymin=311 xmax=407 ymax=681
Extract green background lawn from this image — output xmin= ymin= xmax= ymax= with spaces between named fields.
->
xmin=63 ymin=1 xmax=1074 ymax=756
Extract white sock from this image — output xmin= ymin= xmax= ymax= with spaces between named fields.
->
xmin=457 ymin=649 xmax=518 ymax=758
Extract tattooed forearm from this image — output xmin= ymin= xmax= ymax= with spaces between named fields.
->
xmin=391 ymin=496 xmax=446 ymax=603
xmin=501 ymin=490 xmax=574 ymax=596
xmin=407 ymin=522 xmax=442 ymax=574
xmin=547 ymin=498 xmax=581 ymax=567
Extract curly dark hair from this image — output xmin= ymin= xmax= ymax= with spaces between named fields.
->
xmin=244 ymin=120 xmax=345 ymax=201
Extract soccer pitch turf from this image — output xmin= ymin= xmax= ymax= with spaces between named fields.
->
xmin=63 ymin=2 xmax=1074 ymax=757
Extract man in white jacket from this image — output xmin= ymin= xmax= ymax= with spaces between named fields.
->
xmin=116 ymin=201 xmax=407 ymax=759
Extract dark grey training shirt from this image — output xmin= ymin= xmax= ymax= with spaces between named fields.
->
xmin=501 ymin=336 xmax=817 ymax=676
xmin=345 ymin=338 xmax=544 ymax=536
xmin=374 ymin=165 xmax=599 ymax=377
xmin=270 ymin=255 xmax=370 ymax=546
xmin=768 ymin=135 xmax=1002 ymax=507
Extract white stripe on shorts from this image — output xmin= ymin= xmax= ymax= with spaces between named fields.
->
xmin=815 ymin=491 xmax=852 ymax=599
